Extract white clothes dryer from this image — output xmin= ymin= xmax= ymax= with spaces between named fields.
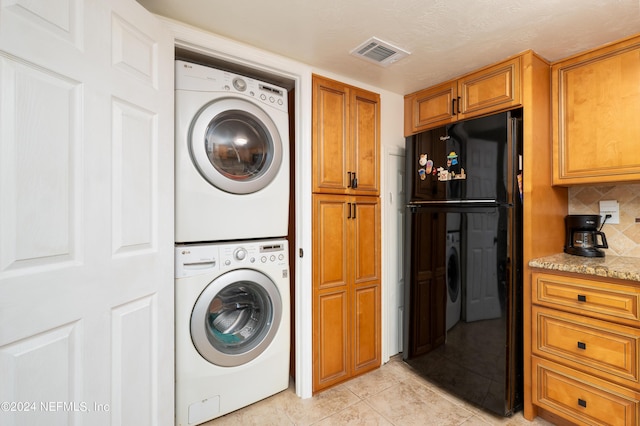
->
xmin=175 ymin=60 xmax=290 ymax=243
xmin=175 ymin=239 xmax=290 ymax=425
xmin=446 ymin=231 xmax=462 ymax=331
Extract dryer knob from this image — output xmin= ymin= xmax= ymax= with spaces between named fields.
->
xmin=234 ymin=247 xmax=247 ymax=261
xmin=233 ymin=78 xmax=247 ymax=92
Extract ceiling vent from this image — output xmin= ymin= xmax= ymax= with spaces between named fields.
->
xmin=350 ymin=37 xmax=411 ymax=67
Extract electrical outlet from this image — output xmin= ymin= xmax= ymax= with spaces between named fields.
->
xmin=599 ymin=200 xmax=620 ymax=225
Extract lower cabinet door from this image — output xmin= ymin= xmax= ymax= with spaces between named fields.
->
xmin=532 ymin=356 xmax=640 ymax=426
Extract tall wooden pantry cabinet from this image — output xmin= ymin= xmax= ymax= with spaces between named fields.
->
xmin=312 ymin=74 xmax=381 ymax=392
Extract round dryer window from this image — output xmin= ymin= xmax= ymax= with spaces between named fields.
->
xmin=189 ymin=98 xmax=283 ymax=194
xmin=190 ymin=269 xmax=282 ymax=367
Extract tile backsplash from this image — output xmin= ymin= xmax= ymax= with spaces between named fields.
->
xmin=569 ymin=184 xmax=640 ymax=257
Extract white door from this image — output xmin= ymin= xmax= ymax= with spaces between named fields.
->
xmin=0 ymin=0 xmax=173 ymax=425
xmin=383 ymin=149 xmax=405 ymax=360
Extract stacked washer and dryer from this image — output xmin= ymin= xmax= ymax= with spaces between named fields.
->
xmin=174 ymin=60 xmax=291 ymax=426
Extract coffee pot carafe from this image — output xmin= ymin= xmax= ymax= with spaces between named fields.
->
xmin=564 ymin=215 xmax=608 ymax=258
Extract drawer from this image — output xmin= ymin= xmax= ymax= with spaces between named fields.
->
xmin=533 ymin=306 xmax=640 ymax=389
xmin=532 ymin=356 xmax=640 ymax=426
xmin=533 ymin=272 xmax=640 ymax=326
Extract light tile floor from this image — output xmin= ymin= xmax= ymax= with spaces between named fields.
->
xmin=204 ymin=356 xmax=553 ymax=425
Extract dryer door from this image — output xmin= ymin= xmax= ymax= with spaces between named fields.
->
xmin=191 ymin=268 xmax=282 ymax=367
xmin=189 ymin=98 xmax=283 ymax=194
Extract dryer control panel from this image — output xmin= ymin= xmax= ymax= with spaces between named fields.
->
xmin=175 ymin=60 xmax=288 ymax=113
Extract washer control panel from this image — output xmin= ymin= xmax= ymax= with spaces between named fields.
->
xmin=219 ymin=241 xmax=287 ymax=268
xmin=176 ymin=239 xmax=289 ymax=279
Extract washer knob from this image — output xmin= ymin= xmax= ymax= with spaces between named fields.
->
xmin=234 ymin=247 xmax=247 ymax=261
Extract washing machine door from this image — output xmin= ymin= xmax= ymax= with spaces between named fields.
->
xmin=189 ymin=98 xmax=283 ymax=194
xmin=191 ymin=268 xmax=282 ymax=367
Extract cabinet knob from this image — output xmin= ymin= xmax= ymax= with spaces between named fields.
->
xmin=578 ymin=398 xmax=587 ymax=408
xmin=577 ymin=294 xmax=587 ymax=302
xmin=577 ymin=341 xmax=586 ymax=350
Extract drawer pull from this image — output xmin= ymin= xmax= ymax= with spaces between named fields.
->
xmin=577 ymin=341 xmax=586 ymax=350
xmin=577 ymin=294 xmax=587 ymax=302
xmin=578 ymin=398 xmax=587 ymax=408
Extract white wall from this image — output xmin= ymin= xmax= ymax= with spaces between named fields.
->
xmin=160 ymin=16 xmax=406 ymax=399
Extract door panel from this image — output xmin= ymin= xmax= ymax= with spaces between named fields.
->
xmin=0 ymin=0 xmax=173 ymax=424
xmin=351 ymin=88 xmax=380 ymax=194
xmin=313 ymin=195 xmax=349 ymax=290
xmin=315 ymin=290 xmax=349 ymax=389
xmin=352 ymin=197 xmax=380 ymax=284
xmin=312 ymin=77 xmax=348 ymax=192
xmin=353 ymin=284 xmax=380 ymax=373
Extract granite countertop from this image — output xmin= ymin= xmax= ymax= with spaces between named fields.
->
xmin=529 ymin=253 xmax=640 ymax=282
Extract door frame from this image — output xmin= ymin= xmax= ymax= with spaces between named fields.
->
xmin=164 ymin=19 xmax=315 ymax=399
xmin=382 ymin=145 xmax=405 ymax=362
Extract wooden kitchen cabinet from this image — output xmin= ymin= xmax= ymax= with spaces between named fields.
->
xmin=552 ymin=33 xmax=640 ymax=185
xmin=529 ymin=271 xmax=640 ymax=425
xmin=312 ymin=194 xmax=381 ymax=392
xmin=312 ymin=75 xmax=380 ymax=195
xmin=404 ymin=56 xmax=521 ymax=135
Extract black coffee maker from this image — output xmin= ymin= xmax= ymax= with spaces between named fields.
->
xmin=564 ymin=215 xmax=608 ymax=257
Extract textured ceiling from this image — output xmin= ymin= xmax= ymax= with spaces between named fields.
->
xmin=136 ymin=0 xmax=640 ymax=94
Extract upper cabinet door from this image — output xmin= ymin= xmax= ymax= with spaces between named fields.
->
xmin=313 ymin=76 xmax=349 ymax=193
xmin=552 ymin=34 xmax=640 ymax=185
xmin=313 ymin=75 xmax=380 ymax=195
xmin=351 ymin=87 xmax=380 ymax=195
xmin=404 ymin=56 xmax=521 ymax=136
xmin=404 ymin=81 xmax=458 ymax=135
xmin=458 ymin=57 xmax=521 ymax=120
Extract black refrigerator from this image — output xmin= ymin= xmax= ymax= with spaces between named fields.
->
xmin=403 ymin=110 xmax=523 ymax=416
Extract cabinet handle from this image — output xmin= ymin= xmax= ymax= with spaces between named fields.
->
xmin=577 ymin=341 xmax=586 ymax=350
xmin=451 ymin=98 xmax=456 ymax=115
xmin=347 ymin=202 xmax=352 ymax=219
xmin=352 ymin=173 xmax=358 ymax=189
xmin=577 ymin=294 xmax=587 ymax=302
xmin=457 ymin=96 xmax=461 ymax=113
xmin=352 ymin=203 xmax=357 ymax=219
xmin=578 ymin=398 xmax=587 ymax=408
xmin=347 ymin=172 xmax=352 ymax=188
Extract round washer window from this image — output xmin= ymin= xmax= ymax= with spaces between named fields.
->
xmin=447 ymin=248 xmax=460 ymax=303
xmin=191 ymin=269 xmax=282 ymax=367
xmin=189 ymin=98 xmax=283 ymax=194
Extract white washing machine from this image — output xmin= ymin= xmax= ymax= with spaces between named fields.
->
xmin=446 ymin=231 xmax=462 ymax=331
xmin=175 ymin=60 xmax=290 ymax=243
xmin=175 ymin=239 xmax=290 ymax=425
